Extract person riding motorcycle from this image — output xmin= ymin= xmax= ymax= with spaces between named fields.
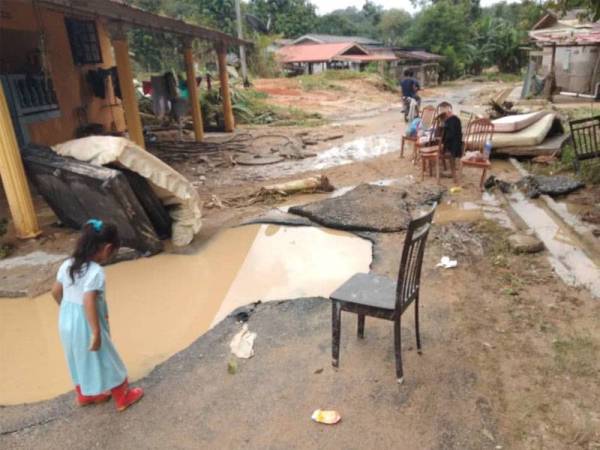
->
xmin=401 ymin=70 xmax=421 ymax=121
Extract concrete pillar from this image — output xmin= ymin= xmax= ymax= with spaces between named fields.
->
xmin=109 ymin=23 xmax=145 ymax=148
xmin=183 ymin=41 xmax=204 ymax=141
xmin=0 ymin=83 xmax=40 ymax=238
xmin=216 ymin=43 xmax=235 ymax=133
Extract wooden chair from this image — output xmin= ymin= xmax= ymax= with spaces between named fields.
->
xmin=419 ymin=114 xmax=447 ymax=182
xmin=330 ymin=203 xmax=437 ymax=383
xmin=458 ymin=110 xmax=476 ymax=134
xmin=568 ymin=115 xmax=600 ymax=174
xmin=401 ymin=105 xmax=436 ymax=163
xmin=461 ymin=118 xmax=494 ymax=190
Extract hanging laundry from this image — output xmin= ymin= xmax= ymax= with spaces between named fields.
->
xmin=151 ymin=75 xmax=169 ymax=119
xmin=142 ymin=81 xmax=152 ymax=96
xmin=164 ymin=71 xmax=178 ymax=99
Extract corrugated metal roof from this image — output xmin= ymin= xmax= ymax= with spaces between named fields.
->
xmin=395 ymin=50 xmax=443 ymax=61
xmin=291 ymin=34 xmax=382 ymax=46
xmin=278 ymin=43 xmax=368 ymax=63
xmin=530 ymin=23 xmax=600 ymax=45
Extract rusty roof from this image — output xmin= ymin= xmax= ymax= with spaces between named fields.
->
xmin=35 ymin=0 xmax=248 ymax=45
xmin=530 ymin=23 xmax=600 ymax=45
xmin=278 ymin=43 xmax=369 ymax=63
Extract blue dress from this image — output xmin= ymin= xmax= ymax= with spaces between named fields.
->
xmin=57 ymin=260 xmax=127 ymax=396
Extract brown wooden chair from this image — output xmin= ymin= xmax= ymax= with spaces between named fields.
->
xmin=419 ymin=114 xmax=447 ymax=182
xmin=461 ymin=118 xmax=494 ymax=190
xmin=330 ymin=203 xmax=437 ymax=383
xmin=401 ymin=105 xmax=436 ymax=164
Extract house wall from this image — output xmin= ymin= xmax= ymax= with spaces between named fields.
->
xmin=0 ymin=1 xmax=126 ymax=146
xmin=541 ymin=45 xmax=600 ymax=93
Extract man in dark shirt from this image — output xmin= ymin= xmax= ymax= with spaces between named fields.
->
xmin=438 ymin=101 xmax=462 ymax=185
xmin=400 ymin=70 xmax=421 ymax=105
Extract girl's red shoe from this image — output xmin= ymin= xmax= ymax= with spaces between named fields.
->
xmin=111 ymin=379 xmax=144 ymax=412
xmin=75 ymin=385 xmax=111 ymax=406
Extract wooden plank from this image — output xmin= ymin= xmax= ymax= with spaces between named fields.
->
xmin=35 ymin=0 xmax=250 ymax=45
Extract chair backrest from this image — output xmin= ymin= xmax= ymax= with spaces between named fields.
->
xmin=569 ymin=115 xmax=600 ymax=162
xmin=395 ymin=203 xmax=437 ymax=315
xmin=420 ymin=106 xmax=436 ymax=129
xmin=459 ymin=110 xmax=476 ymax=132
xmin=465 ymin=118 xmax=494 ymax=153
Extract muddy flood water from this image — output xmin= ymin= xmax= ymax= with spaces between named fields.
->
xmin=0 ymin=225 xmax=371 ymax=405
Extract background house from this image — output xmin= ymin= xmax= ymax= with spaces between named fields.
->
xmin=393 ymin=49 xmax=443 ymax=87
xmin=524 ymin=9 xmax=600 ymax=98
xmin=277 ymin=42 xmax=396 ymax=75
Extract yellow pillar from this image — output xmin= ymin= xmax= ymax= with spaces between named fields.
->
xmin=183 ymin=43 xmax=204 ymax=141
xmin=110 ymin=25 xmax=145 ymax=148
xmin=0 ymin=84 xmax=40 ymax=238
xmin=216 ymin=44 xmax=235 ymax=133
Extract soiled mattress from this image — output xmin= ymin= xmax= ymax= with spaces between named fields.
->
xmin=492 ymin=111 xmax=549 ymax=133
xmin=491 ymin=113 xmax=556 ymax=148
xmin=53 ymin=136 xmax=202 ymax=246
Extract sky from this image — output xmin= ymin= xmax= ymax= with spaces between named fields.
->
xmin=313 ymin=0 xmax=522 ymax=15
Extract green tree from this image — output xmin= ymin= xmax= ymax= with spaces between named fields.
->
xmin=405 ymin=0 xmax=471 ymax=79
xmin=378 ymin=9 xmax=412 ymax=46
xmin=249 ymin=0 xmax=318 ymax=37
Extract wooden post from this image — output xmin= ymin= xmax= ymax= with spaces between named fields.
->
xmin=0 ymin=83 xmax=40 ymax=238
xmin=183 ymin=41 xmax=204 ymax=141
xmin=110 ymin=23 xmax=145 ymax=148
xmin=216 ymin=43 xmax=235 ymax=132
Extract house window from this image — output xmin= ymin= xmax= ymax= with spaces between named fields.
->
xmin=65 ymin=18 xmax=102 ymax=65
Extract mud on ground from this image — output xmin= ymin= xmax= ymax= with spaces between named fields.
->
xmin=2 ymin=80 xmax=599 ymax=449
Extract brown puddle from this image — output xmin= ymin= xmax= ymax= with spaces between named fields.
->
xmin=0 ymin=225 xmax=371 ymax=405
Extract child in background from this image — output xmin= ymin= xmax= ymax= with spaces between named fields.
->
xmin=52 ymin=220 xmax=143 ymax=412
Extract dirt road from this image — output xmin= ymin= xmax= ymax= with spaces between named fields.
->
xmin=1 ymin=80 xmax=599 ymax=449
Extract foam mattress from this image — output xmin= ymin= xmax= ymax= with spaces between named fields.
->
xmin=491 ymin=113 xmax=556 ymax=149
xmin=492 ymin=111 xmax=549 ymax=133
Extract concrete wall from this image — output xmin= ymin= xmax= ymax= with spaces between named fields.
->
xmin=0 ymin=0 xmax=126 ymax=146
xmin=541 ymin=45 xmax=600 ymax=94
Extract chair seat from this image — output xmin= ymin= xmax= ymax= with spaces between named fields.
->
xmin=330 ymin=273 xmax=397 ymax=310
xmin=419 ymin=146 xmax=439 ymax=154
xmin=461 ymin=158 xmax=491 ymax=167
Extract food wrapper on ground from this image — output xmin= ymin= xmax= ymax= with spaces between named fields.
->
xmin=311 ymin=409 xmax=341 ymax=425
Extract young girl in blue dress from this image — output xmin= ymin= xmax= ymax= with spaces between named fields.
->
xmin=52 ymin=220 xmax=144 ymax=411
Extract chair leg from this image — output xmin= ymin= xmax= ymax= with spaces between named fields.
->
xmin=421 ymin=158 xmax=426 ymax=181
xmin=480 ymin=168 xmax=487 ymax=191
xmin=400 ymin=138 xmax=404 ymax=158
xmin=394 ymin=317 xmax=404 ymax=384
xmin=332 ymin=301 xmax=341 ymax=368
xmin=357 ymin=314 xmax=365 ymax=339
xmin=435 ymin=157 xmax=440 ymax=184
xmin=415 ymin=297 xmax=422 ymax=355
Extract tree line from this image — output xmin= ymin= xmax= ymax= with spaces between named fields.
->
xmin=125 ymin=0 xmax=597 ymax=80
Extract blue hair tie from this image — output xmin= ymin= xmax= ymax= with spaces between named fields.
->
xmin=86 ymin=219 xmax=103 ymax=232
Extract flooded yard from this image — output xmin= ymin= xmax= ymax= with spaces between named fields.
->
xmin=0 ymin=225 xmax=371 ymax=405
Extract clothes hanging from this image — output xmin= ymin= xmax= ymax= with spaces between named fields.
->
xmin=151 ymin=75 xmax=169 ymax=118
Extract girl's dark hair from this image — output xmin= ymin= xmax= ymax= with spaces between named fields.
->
xmin=69 ymin=221 xmax=120 ymax=282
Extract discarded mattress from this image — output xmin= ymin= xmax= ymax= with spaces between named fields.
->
xmin=491 ymin=111 xmax=549 ymax=133
xmin=494 ymin=133 xmax=570 ymax=157
xmin=22 ymin=146 xmax=163 ymax=254
xmin=53 ymin=136 xmax=202 ymax=246
xmin=490 ymin=113 xmax=556 ymax=149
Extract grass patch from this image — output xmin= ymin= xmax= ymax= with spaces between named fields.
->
xmin=474 ymin=219 xmax=511 ymax=260
xmin=0 ymin=218 xmax=9 ymax=259
xmin=553 ymin=335 xmax=599 ymax=377
xmin=200 ymin=87 xmax=326 ymax=128
xmin=482 ymin=72 xmax=523 ymax=83
xmin=297 ymin=70 xmax=398 ymax=93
